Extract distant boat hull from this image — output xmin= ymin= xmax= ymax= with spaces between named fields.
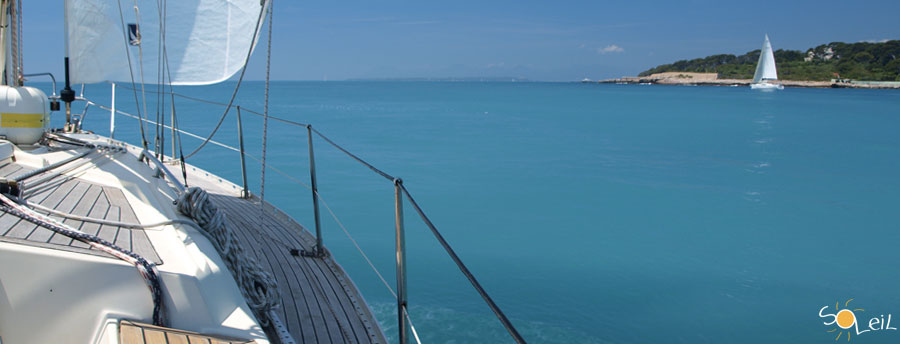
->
xmin=750 ymin=82 xmax=784 ymax=90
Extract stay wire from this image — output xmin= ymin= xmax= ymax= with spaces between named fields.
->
xmin=154 ymin=0 xmax=165 ymax=158
xmin=132 ymin=1 xmax=151 ymax=150
xmin=156 ymin=0 xmax=185 ymax=183
xmin=115 ymin=0 xmax=149 ymax=149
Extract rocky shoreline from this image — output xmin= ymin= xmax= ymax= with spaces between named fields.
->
xmin=592 ymin=72 xmax=900 ymax=89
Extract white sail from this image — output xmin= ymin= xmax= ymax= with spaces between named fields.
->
xmin=752 ymin=34 xmax=778 ymax=83
xmin=65 ymin=0 xmax=266 ymax=85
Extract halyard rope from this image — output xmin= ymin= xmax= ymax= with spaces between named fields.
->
xmin=176 ymin=187 xmax=280 ymax=327
xmin=259 ymin=0 xmax=273 ymax=233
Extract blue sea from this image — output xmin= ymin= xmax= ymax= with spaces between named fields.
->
xmin=37 ymin=81 xmax=900 ymax=343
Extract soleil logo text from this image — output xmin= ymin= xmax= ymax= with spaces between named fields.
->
xmin=819 ymin=299 xmax=896 ymax=341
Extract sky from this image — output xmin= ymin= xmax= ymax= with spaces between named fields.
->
xmin=20 ymin=0 xmax=900 ymax=82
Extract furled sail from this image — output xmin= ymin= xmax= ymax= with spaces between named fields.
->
xmin=752 ymin=34 xmax=778 ymax=83
xmin=65 ymin=0 xmax=266 ymax=85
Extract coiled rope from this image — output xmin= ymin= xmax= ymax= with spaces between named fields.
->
xmin=175 ymin=187 xmax=280 ymax=327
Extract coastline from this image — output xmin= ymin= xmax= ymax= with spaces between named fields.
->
xmin=592 ymin=72 xmax=900 ymax=89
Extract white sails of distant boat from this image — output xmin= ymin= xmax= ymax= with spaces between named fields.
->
xmin=750 ymin=34 xmax=784 ymax=90
xmin=65 ymin=0 xmax=267 ymax=85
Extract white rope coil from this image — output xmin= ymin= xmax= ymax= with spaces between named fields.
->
xmin=176 ymin=187 xmax=280 ymax=327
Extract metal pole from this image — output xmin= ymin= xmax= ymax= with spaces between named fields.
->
xmin=394 ymin=178 xmax=408 ymax=344
xmin=110 ymin=83 xmax=116 ymax=139
xmin=236 ymin=107 xmax=249 ymax=198
xmin=171 ymin=95 xmax=176 ymax=159
xmin=307 ymin=124 xmax=323 ymax=257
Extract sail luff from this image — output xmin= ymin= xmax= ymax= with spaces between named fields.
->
xmin=752 ymin=37 xmax=766 ymax=83
xmin=761 ymin=36 xmax=778 ymax=81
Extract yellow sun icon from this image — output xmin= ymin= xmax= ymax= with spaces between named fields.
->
xmin=828 ymin=299 xmax=865 ymax=341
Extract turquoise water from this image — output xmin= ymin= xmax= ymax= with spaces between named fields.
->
xmin=42 ymin=82 xmax=900 ymax=343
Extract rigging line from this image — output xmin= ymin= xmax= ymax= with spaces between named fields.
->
xmin=115 ymin=0 xmax=149 ymax=149
xmin=110 ymin=83 xmax=312 ymax=128
xmin=155 ymin=0 xmax=164 ymax=157
xmin=311 ymin=127 xmax=395 ymax=181
xmin=158 ymin=2 xmax=167 ymax=162
xmin=182 ymin=0 xmax=269 ymax=160
xmin=259 ymin=0 xmax=273 ymax=224
xmin=315 ymin=189 xmax=396 ymax=299
xmin=113 ymin=83 xmax=228 ymax=106
xmin=154 ymin=0 xmax=169 ymax=160
xmin=157 ymin=1 xmax=184 ymax=182
xmin=88 ymin=99 xmax=302 ymax=182
xmin=86 ymin=101 xmax=241 ymax=154
xmin=24 ymin=199 xmax=202 ymax=232
xmin=171 ymin=101 xmax=189 ymax=187
xmin=132 ymin=1 xmax=152 ymax=152
xmin=93 ymin=98 xmax=394 ymax=211
xmin=101 ymin=98 xmax=314 ymax=195
xmin=399 ymin=183 xmax=527 ymax=344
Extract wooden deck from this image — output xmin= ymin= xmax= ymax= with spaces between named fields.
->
xmin=209 ymin=193 xmax=384 ymax=344
xmin=0 ymin=162 xmax=162 ymax=263
xmin=120 ymin=320 xmax=255 ymax=344
xmin=173 ymin=158 xmax=386 ymax=344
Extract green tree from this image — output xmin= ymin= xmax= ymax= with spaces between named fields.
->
xmin=639 ymin=40 xmax=900 ymax=81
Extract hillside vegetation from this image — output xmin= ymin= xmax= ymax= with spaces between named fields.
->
xmin=639 ymin=40 xmax=900 ymax=81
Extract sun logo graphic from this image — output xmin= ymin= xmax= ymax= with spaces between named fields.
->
xmin=819 ymin=299 xmax=897 ymax=341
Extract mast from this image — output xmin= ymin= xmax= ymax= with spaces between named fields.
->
xmin=0 ymin=0 xmax=21 ymax=86
xmin=0 ymin=0 xmax=9 ymax=85
xmin=9 ymin=0 xmax=20 ymax=86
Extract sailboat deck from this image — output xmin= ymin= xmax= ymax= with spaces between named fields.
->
xmin=0 ymin=162 xmax=162 ymax=264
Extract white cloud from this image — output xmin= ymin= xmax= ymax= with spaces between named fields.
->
xmin=861 ymin=39 xmax=890 ymax=43
xmin=597 ymin=44 xmax=624 ymax=54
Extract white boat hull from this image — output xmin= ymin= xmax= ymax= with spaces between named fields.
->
xmin=750 ymin=82 xmax=784 ymax=90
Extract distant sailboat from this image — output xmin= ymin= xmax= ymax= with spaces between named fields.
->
xmin=750 ymin=34 xmax=784 ymax=90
